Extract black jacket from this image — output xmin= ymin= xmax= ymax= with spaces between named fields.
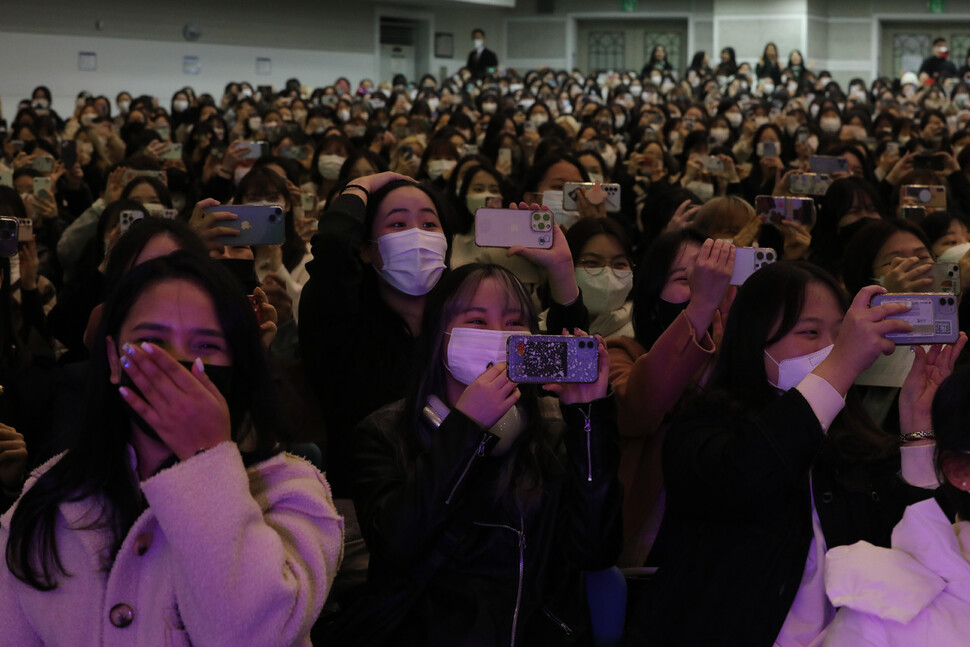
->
xmin=353 ymin=395 xmax=623 ymax=646
xmin=638 ymin=389 xmax=930 ymax=647
xmin=299 ymin=193 xmax=589 ymax=497
xmin=467 ymin=47 xmax=499 ymax=78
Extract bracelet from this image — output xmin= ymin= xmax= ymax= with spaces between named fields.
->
xmin=342 ymin=184 xmax=369 ymax=199
xmin=901 ymin=430 xmax=935 ymax=443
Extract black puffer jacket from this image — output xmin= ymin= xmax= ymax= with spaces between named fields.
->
xmin=353 ymin=394 xmax=623 ymax=646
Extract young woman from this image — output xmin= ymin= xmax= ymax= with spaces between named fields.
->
xmin=0 ymin=252 xmax=343 ymax=646
xmin=636 ymin=261 xmax=960 ymax=646
xmin=350 ymin=262 xmax=621 ymax=645
xmin=609 ymin=232 xmax=734 ymax=566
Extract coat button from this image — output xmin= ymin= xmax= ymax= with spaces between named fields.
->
xmin=821 ymin=491 xmax=834 ymax=503
xmin=110 ymin=603 xmax=134 ymax=628
xmin=134 ymin=532 xmax=153 ymax=556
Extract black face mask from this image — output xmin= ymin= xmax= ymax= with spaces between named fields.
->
xmin=218 ymin=258 xmax=259 ymax=293
xmin=837 ymin=217 xmax=874 ymax=249
xmin=654 ymin=299 xmax=689 ymax=331
xmin=120 ymin=360 xmax=235 ymax=444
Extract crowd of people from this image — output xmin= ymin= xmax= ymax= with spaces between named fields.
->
xmin=3 ymin=32 xmax=970 ymax=645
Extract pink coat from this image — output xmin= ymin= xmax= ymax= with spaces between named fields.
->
xmin=0 ymin=442 xmax=344 ymax=646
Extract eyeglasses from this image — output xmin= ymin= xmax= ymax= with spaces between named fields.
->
xmin=576 ymin=258 xmax=633 ymax=277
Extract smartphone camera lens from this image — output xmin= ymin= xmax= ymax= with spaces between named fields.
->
xmin=756 ymin=251 xmax=764 ymax=260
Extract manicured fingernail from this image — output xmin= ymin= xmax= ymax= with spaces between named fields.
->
xmin=123 ymin=343 xmax=135 ymax=356
xmin=141 ymin=342 xmax=154 ymax=354
xmin=194 ymin=357 xmax=205 ymax=372
xmin=119 ymin=386 xmax=130 ymax=397
xmin=121 ymin=356 xmax=130 ymax=369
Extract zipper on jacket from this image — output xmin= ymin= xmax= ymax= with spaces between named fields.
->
xmin=473 ymin=516 xmax=526 ymax=647
xmin=542 ymin=606 xmax=575 ymax=637
xmin=445 ymin=433 xmax=489 ymax=505
xmin=580 ymin=404 xmax=593 ymax=482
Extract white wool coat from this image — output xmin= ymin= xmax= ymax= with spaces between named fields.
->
xmin=0 ymin=442 xmax=344 ymax=646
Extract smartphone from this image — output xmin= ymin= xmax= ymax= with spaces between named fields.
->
xmin=475 ymin=208 xmax=554 ymax=249
xmin=498 ymin=148 xmax=512 ymax=167
xmin=300 ymin=192 xmax=316 ymax=213
xmin=119 ymin=210 xmax=146 ymax=234
xmin=10 ymin=140 xmax=24 ymax=153
xmin=506 ymin=335 xmax=598 ymax=384
xmin=0 ymin=170 xmax=11 ymax=188
xmin=730 ymin=247 xmax=777 ymax=286
xmin=60 ymin=140 xmax=78 ymax=168
xmin=123 ymin=169 xmax=167 ymax=186
xmin=902 ymin=184 xmax=946 ymax=209
xmin=460 ymin=144 xmax=479 ymax=157
xmin=562 ymin=182 xmax=621 ymax=213
xmin=755 ymin=195 xmax=816 ymax=227
xmin=789 ymin=172 xmax=832 ymax=196
xmin=795 ymin=127 xmax=811 ymax=145
xmin=0 ymin=217 xmax=19 ymax=257
xmin=143 ymin=203 xmax=178 ymax=219
xmin=930 ymin=262 xmax=962 ymax=295
xmin=159 ymin=143 xmax=183 ymax=160
xmin=912 ymin=154 xmax=945 ymax=171
xmin=240 ymin=141 xmax=268 ymax=160
xmin=758 ymin=141 xmax=779 ymax=158
xmin=17 ymin=218 xmax=33 ymax=242
xmin=870 ymin=293 xmax=959 ymax=344
xmin=886 ymin=142 xmax=900 ymax=155
xmin=204 ymin=204 xmax=286 ymax=246
xmin=31 ymin=156 xmax=53 ymax=173
xmin=32 ymin=177 xmax=52 ymax=199
xmin=279 ymin=145 xmax=308 ymax=160
xmin=809 ymin=156 xmax=848 ymax=174
xmin=901 ymin=205 xmax=927 ymax=223
xmin=697 ymin=156 xmax=725 ymax=174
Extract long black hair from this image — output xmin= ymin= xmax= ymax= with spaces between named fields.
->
xmin=932 ymin=367 xmax=970 ymax=521
xmin=6 ymin=251 xmax=287 ymax=590
xmin=403 ymin=263 xmax=557 ymax=513
xmin=631 ymin=228 xmax=706 ymax=350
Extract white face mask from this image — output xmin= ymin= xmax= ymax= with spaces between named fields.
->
xmin=574 ymin=268 xmax=632 ymax=316
xmin=685 ymin=180 xmax=715 ymax=203
xmin=376 ymin=229 xmax=448 ymax=295
xmin=726 ymin=113 xmax=743 ymax=128
xmin=117 ymin=100 xmax=130 ymax=114
xmin=820 ymin=117 xmax=841 ymax=134
xmin=600 ymin=148 xmax=618 ymax=169
xmin=427 ymin=159 xmax=457 ymax=180
xmin=542 ymin=189 xmax=579 ymax=229
xmin=530 ymin=113 xmax=549 ymax=127
xmin=481 ymin=102 xmax=497 ymax=114
xmin=765 ymin=344 xmax=833 ymax=391
xmin=317 ymin=154 xmax=346 ymax=180
xmin=173 ymin=99 xmax=189 ymax=113
xmin=445 ymin=327 xmax=522 ymax=385
xmin=338 ymin=109 xmax=351 ymax=122
xmin=466 ymin=192 xmax=500 ymax=213
xmin=473 ymin=39 xmax=484 ymax=49
xmin=710 ymin=127 xmax=730 ymax=144
xmin=154 ymin=125 xmax=170 ymax=140
xmin=247 ymin=116 xmax=262 ymax=131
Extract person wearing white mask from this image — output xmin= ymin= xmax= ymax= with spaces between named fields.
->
xmin=343 ymin=261 xmax=618 ymax=646
xmin=310 ymin=135 xmax=351 ymax=205
xmin=417 ymin=139 xmax=460 ymax=185
xmin=298 ymin=173 xmax=452 ymax=612
xmin=631 ymin=261 xmax=957 ymax=646
xmin=557 ymin=218 xmax=636 ymax=339
xmin=452 ymin=163 xmax=592 ymax=307
xmin=466 ymin=27 xmax=499 ymax=79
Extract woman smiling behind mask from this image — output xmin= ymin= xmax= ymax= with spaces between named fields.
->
xmin=635 ymin=261 xmax=962 ymax=646
xmin=1 ymin=251 xmax=343 ymax=646
xmin=349 ymin=262 xmax=620 ymax=646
